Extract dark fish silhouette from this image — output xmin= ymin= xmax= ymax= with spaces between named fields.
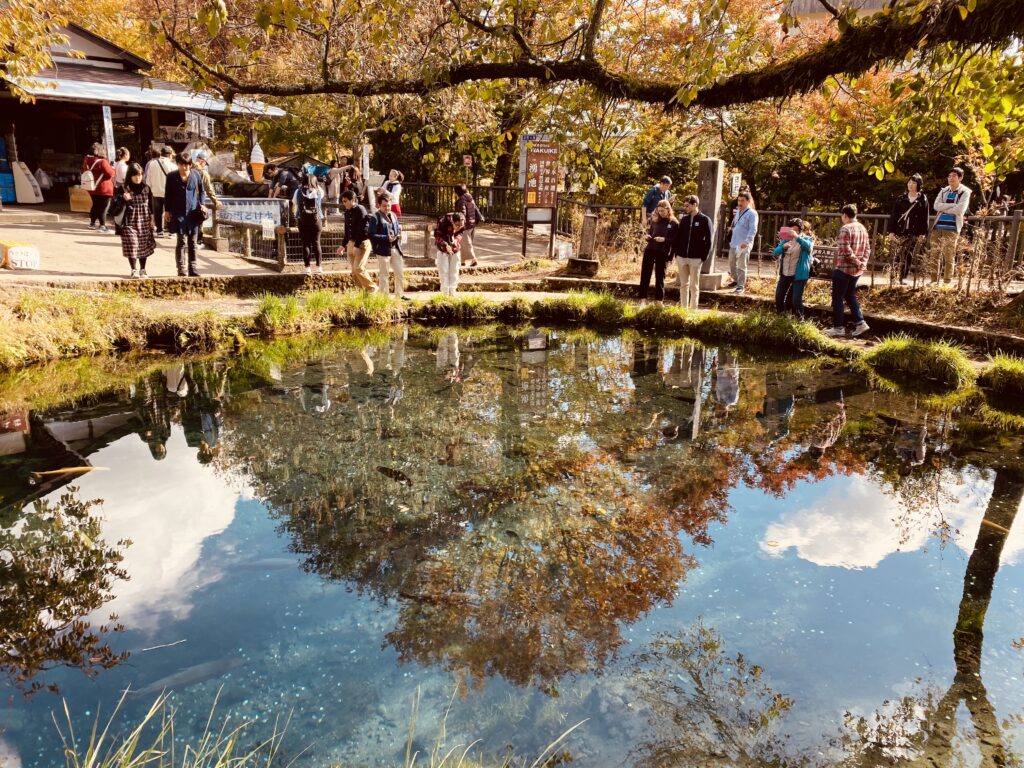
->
xmin=377 ymin=466 xmax=413 ymax=486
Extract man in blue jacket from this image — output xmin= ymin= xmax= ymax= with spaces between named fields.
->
xmin=163 ymin=150 xmax=207 ymax=277
xmin=367 ymin=192 xmax=405 ymax=299
xmin=641 ymin=176 xmax=673 ymax=227
xmin=727 ymin=190 xmax=758 ymax=293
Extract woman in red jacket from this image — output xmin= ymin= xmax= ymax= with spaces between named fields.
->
xmin=83 ymin=143 xmax=116 ymax=232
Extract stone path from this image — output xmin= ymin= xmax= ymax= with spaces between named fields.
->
xmin=0 ymin=210 xmax=552 ymax=283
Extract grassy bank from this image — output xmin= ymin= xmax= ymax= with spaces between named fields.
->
xmin=1 ymin=286 xmax=1017 ymax=408
xmin=978 ymin=353 xmax=1024 ymax=406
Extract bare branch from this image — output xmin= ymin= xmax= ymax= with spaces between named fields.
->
xmin=817 ymin=0 xmax=842 ymax=19
xmin=583 ymin=0 xmax=609 ymax=59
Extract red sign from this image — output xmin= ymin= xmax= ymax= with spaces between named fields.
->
xmin=525 ymin=140 xmax=559 ymax=208
xmin=463 ymin=154 xmax=473 ymax=167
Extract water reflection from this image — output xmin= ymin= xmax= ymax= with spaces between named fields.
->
xmin=1 ymin=327 xmax=1022 ymax=766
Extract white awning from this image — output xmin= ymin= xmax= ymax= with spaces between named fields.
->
xmin=14 ymin=75 xmax=285 ymax=117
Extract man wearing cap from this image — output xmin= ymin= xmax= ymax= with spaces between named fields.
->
xmin=193 ymin=151 xmax=221 ymax=249
xmin=641 ymin=176 xmax=673 ymax=227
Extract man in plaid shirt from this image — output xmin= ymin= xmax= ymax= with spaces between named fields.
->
xmin=825 ymin=204 xmax=871 ymax=337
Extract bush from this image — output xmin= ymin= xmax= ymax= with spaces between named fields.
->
xmin=978 ymin=353 xmax=1024 ymax=407
xmin=862 ymin=334 xmax=976 ymax=391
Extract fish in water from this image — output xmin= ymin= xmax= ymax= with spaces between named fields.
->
xmin=129 ymin=657 xmax=245 ymax=699
xmin=377 ymin=466 xmax=412 ymax=486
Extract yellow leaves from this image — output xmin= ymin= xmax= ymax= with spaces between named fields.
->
xmin=957 ymin=5 xmax=968 ymax=21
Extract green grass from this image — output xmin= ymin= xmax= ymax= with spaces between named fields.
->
xmin=978 ymin=353 xmax=1024 ymax=407
xmin=861 ymin=334 xmax=977 ymax=392
xmin=54 ymin=688 xmax=581 ymax=768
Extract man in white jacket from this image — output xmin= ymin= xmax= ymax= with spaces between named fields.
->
xmin=929 ymin=167 xmax=971 ymax=285
xmin=145 ymin=146 xmax=177 ymax=236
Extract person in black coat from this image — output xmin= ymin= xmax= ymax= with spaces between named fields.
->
xmin=672 ymin=195 xmax=714 ymax=309
xmin=639 ymin=200 xmax=678 ymax=301
xmin=163 ymin=150 xmax=207 ymax=277
xmin=887 ymin=174 xmax=930 ymax=284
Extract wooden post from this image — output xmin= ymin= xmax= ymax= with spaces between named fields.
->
xmin=547 ymin=207 xmax=556 ymax=258
xmin=243 ymin=228 xmax=252 ymax=259
xmin=1005 ymin=209 xmax=1023 ymax=272
xmin=276 ymin=225 xmax=288 ymax=271
xmin=423 ymin=224 xmax=432 ymax=260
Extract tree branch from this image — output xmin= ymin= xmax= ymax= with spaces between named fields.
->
xmin=168 ymin=0 xmax=1024 ymax=114
xmin=817 ymin=0 xmax=842 ymax=18
xmin=583 ymin=0 xmax=609 ymax=59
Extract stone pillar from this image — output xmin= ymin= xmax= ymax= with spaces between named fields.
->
xmin=568 ymin=212 xmax=600 ymax=276
xmin=697 ymin=158 xmax=727 ymax=290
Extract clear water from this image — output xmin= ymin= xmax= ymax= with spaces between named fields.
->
xmin=1 ymin=327 xmax=1022 ymax=767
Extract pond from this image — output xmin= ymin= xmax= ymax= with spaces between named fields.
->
xmin=1 ymin=326 xmax=1022 ymax=767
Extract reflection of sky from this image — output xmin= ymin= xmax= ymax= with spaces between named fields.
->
xmin=6 ymin=342 xmax=1024 ymax=768
xmin=759 ymin=469 xmax=1024 ymax=569
xmin=46 ymin=426 xmax=241 ymax=634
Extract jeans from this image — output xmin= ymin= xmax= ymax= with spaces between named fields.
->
xmin=299 ymin=221 xmax=322 ymax=267
xmin=775 ymin=275 xmax=807 ymax=318
xmin=436 ymin=250 xmax=461 ymax=295
xmin=676 ymin=257 xmax=703 ymax=309
xmin=639 ymin=248 xmax=667 ymax=300
xmin=175 ymin=231 xmax=198 ymax=276
xmin=152 ymin=197 xmax=165 ymax=234
xmin=89 ymin=194 xmax=112 ymax=227
xmin=346 ymin=241 xmax=376 ymax=290
xmin=377 ymin=251 xmax=404 ymax=297
xmin=831 ymin=269 xmax=863 ymax=328
xmin=728 ymin=244 xmax=750 ymax=289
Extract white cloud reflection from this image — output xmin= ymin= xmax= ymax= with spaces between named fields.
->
xmin=45 ymin=427 xmax=242 ymax=634
xmin=760 ymin=471 xmax=1024 ymax=569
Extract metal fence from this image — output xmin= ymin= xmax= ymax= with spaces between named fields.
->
xmin=399 ymin=183 xmax=525 ymax=224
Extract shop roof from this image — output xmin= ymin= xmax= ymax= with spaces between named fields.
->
xmin=13 ymin=64 xmax=285 ymax=117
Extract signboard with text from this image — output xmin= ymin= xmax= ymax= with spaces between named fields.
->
xmin=525 ymin=139 xmax=559 ymax=208
xmin=102 ymin=106 xmax=115 ymax=161
xmin=218 ymin=198 xmax=288 ymax=226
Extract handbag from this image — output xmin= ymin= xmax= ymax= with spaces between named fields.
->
xmin=110 ymin=196 xmax=127 ymax=229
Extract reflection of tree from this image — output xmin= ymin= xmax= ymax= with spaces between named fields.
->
xmin=630 ymin=621 xmax=818 ymax=768
xmin=842 ymin=462 xmax=1024 ymax=767
xmin=0 ymin=490 xmax=129 ymax=695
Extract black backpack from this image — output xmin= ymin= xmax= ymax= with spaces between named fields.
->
xmin=297 ymin=190 xmax=319 ymax=222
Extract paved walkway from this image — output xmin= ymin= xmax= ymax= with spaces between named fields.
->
xmin=0 ymin=209 xmax=551 ymax=283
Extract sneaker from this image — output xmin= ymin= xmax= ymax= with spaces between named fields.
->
xmin=733 ymin=287 xmax=745 ymax=294
xmin=316 ymin=266 xmax=324 ymax=275
xmin=824 ymin=327 xmax=846 ymax=337
xmin=99 ymin=226 xmax=110 ymax=233
xmin=304 ymin=267 xmax=312 ymax=276
xmin=129 ymin=269 xmax=139 ymax=279
xmin=139 ymin=269 xmax=148 ymax=278
xmin=87 ymin=223 xmax=97 ymax=230
xmin=851 ymin=320 xmax=870 ymax=337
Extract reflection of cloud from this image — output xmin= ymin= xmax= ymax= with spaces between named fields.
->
xmin=43 ymin=427 xmax=241 ymax=634
xmin=760 ymin=472 xmax=1024 ymax=569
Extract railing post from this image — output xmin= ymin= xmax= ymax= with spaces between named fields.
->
xmin=1005 ymin=210 xmax=1023 ymax=272
xmin=276 ymin=225 xmax=288 ymax=271
xmin=243 ymin=228 xmax=252 ymax=259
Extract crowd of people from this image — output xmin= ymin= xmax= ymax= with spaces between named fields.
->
xmin=82 ymin=144 xmax=218 ymax=277
xmin=82 ymin=139 xmax=994 ymax=338
xmin=638 ymin=166 xmax=982 ymax=337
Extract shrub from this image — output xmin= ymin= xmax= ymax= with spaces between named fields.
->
xmin=978 ymin=353 xmax=1024 ymax=407
xmin=862 ymin=334 xmax=977 ymax=391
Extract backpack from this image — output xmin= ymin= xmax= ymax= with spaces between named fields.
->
xmin=80 ymin=159 xmax=101 ymax=191
xmin=297 ymin=190 xmax=319 ymax=222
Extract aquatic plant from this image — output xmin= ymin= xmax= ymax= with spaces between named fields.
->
xmin=861 ymin=334 xmax=977 ymax=391
xmin=56 ymin=690 xmax=287 ymax=768
xmin=978 ymin=353 xmax=1024 ymax=407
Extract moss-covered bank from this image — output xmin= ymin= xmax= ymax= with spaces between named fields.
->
xmin=4 ymin=287 xmax=1024 ymax=424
